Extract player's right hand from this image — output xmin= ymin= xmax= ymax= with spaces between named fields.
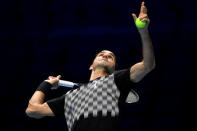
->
xmin=44 ymin=75 xmax=61 ymax=85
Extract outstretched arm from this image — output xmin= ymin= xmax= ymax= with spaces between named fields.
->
xmin=25 ymin=75 xmax=61 ymax=118
xmin=130 ymin=2 xmax=156 ymax=83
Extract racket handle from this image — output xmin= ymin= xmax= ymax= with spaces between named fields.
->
xmin=58 ymin=80 xmax=75 ymax=88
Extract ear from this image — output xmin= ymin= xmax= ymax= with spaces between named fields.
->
xmin=89 ymin=64 xmax=93 ymax=70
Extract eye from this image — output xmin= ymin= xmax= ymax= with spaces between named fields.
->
xmin=108 ymin=56 xmax=114 ymax=61
xmin=108 ymin=55 xmax=112 ymax=58
xmin=98 ymin=54 xmax=103 ymax=57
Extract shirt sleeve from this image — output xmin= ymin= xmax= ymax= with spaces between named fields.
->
xmin=114 ymin=68 xmax=134 ymax=89
xmin=47 ymin=94 xmax=65 ymax=116
xmin=114 ymin=68 xmax=137 ymax=102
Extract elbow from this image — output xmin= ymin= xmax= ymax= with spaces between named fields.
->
xmin=25 ymin=107 xmax=34 ymax=118
xmin=25 ymin=103 xmax=43 ymax=119
xmin=146 ymin=60 xmax=156 ymax=72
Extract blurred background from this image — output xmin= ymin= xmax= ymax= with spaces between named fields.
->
xmin=0 ymin=0 xmax=194 ymax=131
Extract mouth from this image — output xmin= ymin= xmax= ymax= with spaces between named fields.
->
xmin=101 ymin=59 xmax=108 ymax=62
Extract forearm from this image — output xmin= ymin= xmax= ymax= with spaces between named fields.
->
xmin=29 ymin=91 xmax=45 ymax=105
xmin=28 ymin=81 xmax=52 ymax=105
xmin=26 ymin=81 xmax=53 ymax=118
xmin=26 ymin=76 xmax=60 ymax=118
xmin=26 ymin=91 xmax=54 ymax=118
xmin=129 ymin=2 xmax=155 ymax=83
xmin=139 ymin=30 xmax=155 ymax=69
xmin=26 ymin=91 xmax=46 ymax=118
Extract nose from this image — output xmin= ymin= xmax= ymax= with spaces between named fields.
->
xmin=102 ymin=54 xmax=108 ymax=58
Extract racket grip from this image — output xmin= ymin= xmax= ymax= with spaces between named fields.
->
xmin=58 ymin=80 xmax=75 ymax=88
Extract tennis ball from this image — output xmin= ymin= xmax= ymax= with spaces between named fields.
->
xmin=135 ymin=18 xmax=146 ymax=28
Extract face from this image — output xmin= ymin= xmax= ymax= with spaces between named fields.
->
xmin=90 ymin=50 xmax=116 ymax=74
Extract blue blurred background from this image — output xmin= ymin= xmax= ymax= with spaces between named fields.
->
xmin=0 ymin=0 xmax=194 ymax=131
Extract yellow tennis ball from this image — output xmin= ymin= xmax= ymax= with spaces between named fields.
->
xmin=135 ymin=18 xmax=146 ymax=28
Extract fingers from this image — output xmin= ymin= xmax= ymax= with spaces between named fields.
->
xmin=140 ymin=1 xmax=147 ymax=14
xmin=140 ymin=1 xmax=144 ymax=13
xmin=139 ymin=14 xmax=149 ymax=21
xmin=48 ymin=76 xmax=53 ymax=80
xmin=132 ymin=13 xmax=137 ymax=21
xmin=133 ymin=1 xmax=148 ymax=22
xmin=57 ymin=75 xmax=61 ymax=79
xmin=131 ymin=1 xmax=150 ymax=29
xmin=47 ymin=75 xmax=61 ymax=80
xmin=141 ymin=18 xmax=150 ymax=23
xmin=46 ymin=75 xmax=61 ymax=85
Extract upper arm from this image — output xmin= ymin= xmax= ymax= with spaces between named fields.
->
xmin=26 ymin=102 xmax=54 ymax=119
xmin=130 ymin=61 xmax=155 ymax=83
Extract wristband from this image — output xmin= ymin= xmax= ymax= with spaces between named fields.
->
xmin=36 ymin=81 xmax=52 ymax=94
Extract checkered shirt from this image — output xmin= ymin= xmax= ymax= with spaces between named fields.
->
xmin=64 ymin=73 xmax=120 ymax=131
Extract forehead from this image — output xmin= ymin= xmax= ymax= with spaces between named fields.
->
xmin=97 ymin=50 xmax=115 ymax=57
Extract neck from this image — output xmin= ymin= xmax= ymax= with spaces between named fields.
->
xmin=89 ymin=68 xmax=109 ymax=81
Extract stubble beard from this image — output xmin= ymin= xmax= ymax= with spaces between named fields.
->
xmin=93 ymin=62 xmax=115 ymax=74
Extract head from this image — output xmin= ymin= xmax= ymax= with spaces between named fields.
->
xmin=89 ymin=50 xmax=116 ymax=74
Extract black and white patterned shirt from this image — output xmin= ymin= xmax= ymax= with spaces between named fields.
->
xmin=47 ymin=69 xmax=138 ymax=131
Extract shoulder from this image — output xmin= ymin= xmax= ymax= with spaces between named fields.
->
xmin=114 ymin=68 xmax=131 ymax=81
xmin=113 ymin=68 xmax=135 ymax=89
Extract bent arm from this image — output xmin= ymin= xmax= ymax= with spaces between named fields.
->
xmin=25 ymin=91 xmax=54 ymax=119
xmin=130 ymin=30 xmax=155 ymax=83
xmin=25 ymin=75 xmax=61 ymax=118
xmin=130 ymin=2 xmax=155 ymax=83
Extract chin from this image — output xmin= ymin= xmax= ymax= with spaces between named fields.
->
xmin=94 ymin=63 xmax=115 ymax=74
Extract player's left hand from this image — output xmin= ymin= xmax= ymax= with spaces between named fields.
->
xmin=132 ymin=1 xmax=150 ymax=32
